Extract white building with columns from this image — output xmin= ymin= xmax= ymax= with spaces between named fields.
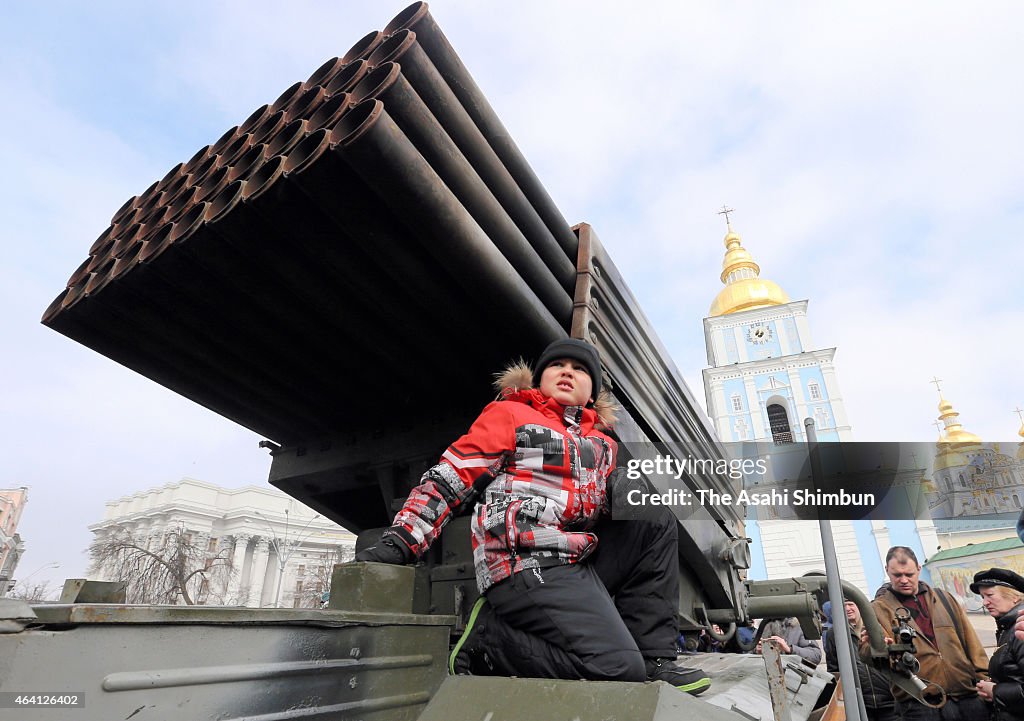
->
xmin=700 ymin=217 xmax=939 ymax=594
xmin=88 ymin=478 xmax=356 ymax=607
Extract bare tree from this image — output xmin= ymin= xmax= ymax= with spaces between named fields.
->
xmin=6 ymin=579 xmax=59 ymax=603
xmin=88 ymin=525 xmax=232 ymax=605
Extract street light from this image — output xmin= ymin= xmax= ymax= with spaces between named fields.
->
xmin=253 ymin=508 xmax=322 ymax=608
xmin=5 ymin=561 xmax=61 ymax=598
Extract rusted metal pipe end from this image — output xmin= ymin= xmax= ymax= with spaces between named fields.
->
xmin=168 ymin=201 xmax=208 ymax=244
xmin=110 ymin=195 xmax=138 ymax=225
xmin=154 ymin=162 xmax=185 ymax=194
xmin=284 ymin=86 xmax=326 ymax=124
xmin=86 ymin=250 xmax=112 ymax=273
xmin=111 ymin=241 xmax=144 ymax=281
xmin=194 ymin=165 xmax=230 ymax=204
xmin=325 ymin=59 xmax=369 ymax=98
xmin=384 ymin=2 xmax=428 ymax=35
xmin=61 ymin=282 xmax=88 ymax=311
xmin=328 ymin=98 xmax=382 ymax=148
xmin=136 ymin=190 xmax=168 ymax=217
xmin=88 ymin=226 xmax=115 ymax=255
xmin=182 ymin=144 xmax=212 ymax=175
xmin=282 ymin=129 xmax=331 ymax=177
xmin=304 ymin=57 xmax=345 ymax=90
xmin=367 ymin=29 xmax=416 ymax=68
xmin=242 ymin=155 xmax=286 ymax=202
xmin=342 ymin=30 xmax=385 ymax=64
xmin=250 ymin=110 xmax=286 ymax=146
xmin=239 ymin=104 xmax=271 ymax=135
xmin=210 ymin=125 xmax=240 ymax=156
xmin=265 ymin=119 xmax=308 ymax=158
xmin=351 ymin=62 xmax=400 ymax=103
xmin=66 ymin=257 xmax=94 ymax=289
xmin=137 ymin=204 xmax=169 ymax=229
xmin=226 ymin=144 xmax=268 ymax=184
xmin=111 ymin=206 xmax=140 ymax=232
xmin=134 ymin=180 xmax=160 ymax=210
xmin=160 ymin=171 xmax=191 ymax=201
xmin=307 ymin=93 xmax=351 ymax=132
xmin=165 ymin=186 xmax=200 ymax=223
xmin=41 ymin=288 xmax=69 ymax=323
xmin=111 ymin=227 xmax=140 ymax=258
xmin=138 ymin=223 xmax=175 ymax=264
xmin=269 ymin=81 xmax=303 ymax=115
xmin=216 ymin=133 xmax=253 ymax=168
xmin=83 ymin=257 xmax=116 ymax=296
xmin=205 ymin=180 xmax=245 ymax=224
xmin=187 ymin=154 xmax=219 ymax=188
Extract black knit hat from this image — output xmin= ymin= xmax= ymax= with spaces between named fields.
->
xmin=970 ymin=568 xmax=1024 ymax=595
xmin=532 ymin=338 xmax=602 ymax=401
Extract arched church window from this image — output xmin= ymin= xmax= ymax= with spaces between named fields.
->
xmin=731 ymin=395 xmax=743 ymax=412
xmin=1014 ymin=495 xmax=1021 ymax=509
xmin=808 ymin=382 xmax=821 ymax=400
xmin=766 ymin=403 xmax=794 ymax=445
xmin=958 ymin=473 xmax=966 ymax=488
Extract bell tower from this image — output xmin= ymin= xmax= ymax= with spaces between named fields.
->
xmin=701 ymin=210 xmax=852 ymax=444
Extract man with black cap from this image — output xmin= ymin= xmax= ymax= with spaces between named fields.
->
xmin=355 ymin=338 xmax=711 ymax=695
xmin=971 ymin=568 xmax=1024 ymax=721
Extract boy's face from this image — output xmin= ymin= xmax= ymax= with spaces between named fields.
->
xmin=539 ymin=357 xmax=593 ymax=407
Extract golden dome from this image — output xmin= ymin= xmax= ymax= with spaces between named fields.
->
xmin=936 ymin=395 xmax=983 ymax=444
xmin=709 ymin=226 xmax=790 ymax=317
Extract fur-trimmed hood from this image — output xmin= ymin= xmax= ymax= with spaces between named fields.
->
xmin=492 ymin=358 xmax=617 ymax=430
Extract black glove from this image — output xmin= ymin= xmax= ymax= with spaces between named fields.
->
xmin=354 ymin=535 xmax=413 ymax=565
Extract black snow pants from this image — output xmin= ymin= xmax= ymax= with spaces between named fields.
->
xmin=479 ymin=505 xmax=680 ymax=682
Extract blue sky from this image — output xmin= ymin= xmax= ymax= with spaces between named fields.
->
xmin=3 ymin=1 xmax=1023 ymax=588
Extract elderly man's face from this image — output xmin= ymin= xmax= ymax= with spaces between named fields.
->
xmin=844 ymin=600 xmax=860 ymax=623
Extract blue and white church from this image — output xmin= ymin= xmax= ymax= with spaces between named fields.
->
xmin=699 ymin=216 xmax=939 ymax=594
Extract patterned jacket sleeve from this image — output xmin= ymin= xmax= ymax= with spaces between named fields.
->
xmin=387 ymin=402 xmax=515 ymax=557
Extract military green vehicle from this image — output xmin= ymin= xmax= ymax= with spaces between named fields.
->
xmin=0 ymin=4 xmax=941 ymax=719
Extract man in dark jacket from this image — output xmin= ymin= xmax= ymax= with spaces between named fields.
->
xmin=865 ymin=546 xmax=990 ymax=721
xmin=826 ymin=598 xmax=898 ymax=721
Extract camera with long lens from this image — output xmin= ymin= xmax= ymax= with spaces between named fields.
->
xmin=890 ymin=607 xmax=920 ymax=674
xmin=894 ymin=607 xmax=917 ymax=645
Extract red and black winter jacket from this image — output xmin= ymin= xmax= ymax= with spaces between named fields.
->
xmin=386 ymin=365 xmax=617 ymax=593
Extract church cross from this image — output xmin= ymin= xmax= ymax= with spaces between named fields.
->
xmin=929 ymin=376 xmax=943 ymax=394
xmin=932 ymin=420 xmax=944 ymax=433
xmin=1015 ymin=406 xmax=1024 ymax=424
xmin=717 ymin=205 xmax=735 ymax=227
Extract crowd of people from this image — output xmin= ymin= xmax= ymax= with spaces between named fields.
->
xmin=353 ymin=337 xmax=1024 ymax=715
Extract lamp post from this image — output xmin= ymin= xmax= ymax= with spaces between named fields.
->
xmin=5 ymin=561 xmax=61 ymax=598
xmin=254 ymin=508 xmax=321 ymax=608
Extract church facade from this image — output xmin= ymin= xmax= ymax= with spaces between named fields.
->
xmin=699 ymin=216 xmax=938 ymax=593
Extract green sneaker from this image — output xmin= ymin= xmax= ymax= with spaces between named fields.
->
xmin=449 ymin=596 xmax=493 ymax=675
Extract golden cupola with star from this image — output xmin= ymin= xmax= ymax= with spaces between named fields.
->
xmin=709 ymin=222 xmax=791 ymax=317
